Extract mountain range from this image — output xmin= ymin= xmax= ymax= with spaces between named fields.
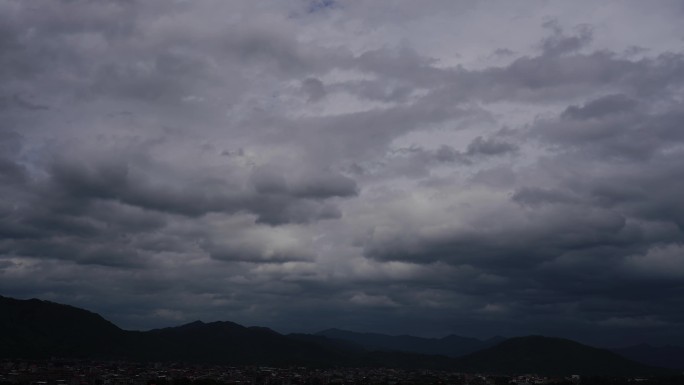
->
xmin=610 ymin=344 xmax=684 ymax=371
xmin=0 ymin=295 xmax=677 ymax=376
xmin=317 ymin=328 xmax=684 ymax=371
xmin=316 ymin=328 xmax=505 ymax=357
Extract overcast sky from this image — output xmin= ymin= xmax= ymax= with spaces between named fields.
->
xmin=2 ymin=0 xmax=684 ymax=347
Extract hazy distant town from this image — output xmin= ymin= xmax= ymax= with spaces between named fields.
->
xmin=1 ymin=360 xmax=683 ymax=385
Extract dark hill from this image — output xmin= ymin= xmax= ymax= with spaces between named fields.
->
xmin=0 ymin=297 xmax=352 ymax=365
xmin=316 ymin=328 xmax=501 ymax=357
xmin=0 ymin=295 xmax=124 ymax=358
xmin=456 ymin=335 xmax=670 ymax=376
xmin=0 ymin=296 xmax=407 ymax=367
xmin=611 ymin=344 xmax=684 ymax=370
xmin=140 ymin=320 xmax=354 ymax=365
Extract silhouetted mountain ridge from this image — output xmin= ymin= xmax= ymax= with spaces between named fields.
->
xmin=316 ymin=328 xmax=503 ymax=357
xmin=0 ymin=295 xmax=671 ymax=375
xmin=457 ymin=335 xmax=668 ymax=376
xmin=0 ymin=295 xmax=125 ymax=357
xmin=611 ymin=343 xmax=684 ymax=370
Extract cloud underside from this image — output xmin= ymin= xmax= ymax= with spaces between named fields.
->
xmin=1 ymin=0 xmax=684 ymax=345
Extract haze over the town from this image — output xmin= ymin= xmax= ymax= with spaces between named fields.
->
xmin=1 ymin=0 xmax=684 ymax=347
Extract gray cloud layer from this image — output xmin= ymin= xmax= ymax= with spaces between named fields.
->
xmin=2 ymin=0 xmax=684 ymax=346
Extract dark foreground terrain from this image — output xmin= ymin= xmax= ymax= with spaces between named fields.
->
xmin=1 ymin=360 xmax=683 ymax=385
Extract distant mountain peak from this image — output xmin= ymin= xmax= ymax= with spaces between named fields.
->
xmin=177 ymin=320 xmax=206 ymax=328
xmin=457 ymin=335 xmax=669 ymax=376
xmin=611 ymin=343 xmax=684 ymax=370
xmin=317 ymin=328 xmax=502 ymax=358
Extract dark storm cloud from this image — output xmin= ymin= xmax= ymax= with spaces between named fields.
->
xmin=337 ymin=79 xmax=414 ymax=103
xmin=466 ymin=136 xmax=518 ymax=156
xmin=301 ymin=77 xmax=326 ymax=102
xmin=539 ymin=22 xmax=593 ymax=56
xmin=363 ymin=205 xmax=638 ymax=267
xmin=349 ymin=28 xmax=684 ymax=337
xmin=0 ymin=156 xmax=27 ymax=184
xmin=2 ymin=0 xmax=684 ymax=345
xmin=0 ymin=238 xmax=147 ymax=268
xmin=511 ymin=187 xmax=579 ymax=207
xmin=560 ymin=94 xmax=638 ymax=120
xmin=437 ymin=48 xmax=684 ymax=106
xmin=434 ymin=145 xmax=469 ymax=163
xmin=0 ymin=95 xmax=50 ymax=111
xmin=534 ymin=94 xmax=684 ymax=161
xmin=46 ymin=156 xmax=353 ymax=225
xmin=251 ymin=166 xmax=358 ymax=199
